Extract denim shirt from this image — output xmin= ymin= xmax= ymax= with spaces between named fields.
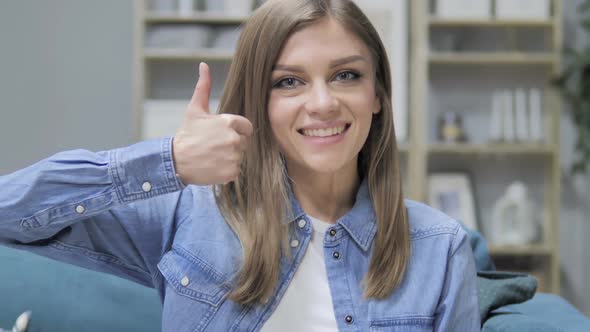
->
xmin=0 ymin=137 xmax=480 ymax=331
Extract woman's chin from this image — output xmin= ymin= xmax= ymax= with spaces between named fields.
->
xmin=298 ymin=156 xmax=354 ymax=176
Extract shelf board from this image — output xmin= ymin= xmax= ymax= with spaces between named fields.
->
xmin=429 ymin=17 xmax=553 ymax=27
xmin=428 ymin=143 xmax=555 ymax=155
xmin=489 ymin=244 xmax=553 ymax=256
xmin=144 ymin=11 xmax=248 ymax=24
xmin=429 ymin=52 xmax=555 ymax=65
xmin=144 ymin=48 xmax=234 ymax=61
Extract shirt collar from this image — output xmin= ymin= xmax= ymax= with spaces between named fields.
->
xmin=283 ymin=178 xmax=377 ymax=252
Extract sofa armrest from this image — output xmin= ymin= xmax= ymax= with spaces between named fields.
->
xmin=483 ymin=293 xmax=590 ymax=332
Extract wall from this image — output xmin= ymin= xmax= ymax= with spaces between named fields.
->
xmin=0 ymin=0 xmax=134 ymax=174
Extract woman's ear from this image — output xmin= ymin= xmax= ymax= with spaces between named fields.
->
xmin=372 ymin=94 xmax=382 ymax=115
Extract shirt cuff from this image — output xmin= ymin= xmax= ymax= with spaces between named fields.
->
xmin=110 ymin=137 xmax=185 ymax=202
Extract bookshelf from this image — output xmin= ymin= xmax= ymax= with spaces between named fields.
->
xmin=133 ymin=0 xmax=256 ymax=141
xmin=410 ymin=0 xmax=563 ymax=293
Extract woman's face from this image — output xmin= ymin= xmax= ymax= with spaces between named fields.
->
xmin=268 ymin=17 xmax=380 ymax=177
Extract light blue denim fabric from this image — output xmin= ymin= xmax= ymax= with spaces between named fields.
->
xmin=0 ymin=137 xmax=480 ymax=331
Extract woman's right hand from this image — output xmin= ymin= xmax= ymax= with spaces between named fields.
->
xmin=172 ymin=62 xmax=253 ymax=186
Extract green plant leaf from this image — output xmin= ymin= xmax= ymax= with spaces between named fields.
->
xmin=557 ymin=4 xmax=590 ymax=175
xmin=564 ymin=47 xmax=579 ymax=57
xmin=583 ymin=20 xmax=590 ymax=32
xmin=578 ymin=0 xmax=590 ymax=13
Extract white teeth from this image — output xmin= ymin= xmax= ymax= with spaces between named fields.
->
xmin=302 ymin=126 xmax=346 ymax=137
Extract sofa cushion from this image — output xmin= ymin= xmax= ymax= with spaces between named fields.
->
xmin=477 ymin=271 xmax=538 ymax=321
xmin=483 ymin=293 xmax=590 ymax=332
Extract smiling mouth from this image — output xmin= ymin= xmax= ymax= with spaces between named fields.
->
xmin=297 ymin=123 xmax=351 ymax=138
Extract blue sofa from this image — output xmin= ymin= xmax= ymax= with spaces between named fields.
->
xmin=0 ymin=228 xmax=588 ymax=331
xmin=465 ymin=228 xmax=590 ymax=331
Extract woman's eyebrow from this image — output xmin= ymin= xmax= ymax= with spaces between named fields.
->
xmin=272 ymin=64 xmax=305 ymax=73
xmin=272 ymin=55 xmax=367 ymax=72
xmin=329 ymin=55 xmax=367 ymax=68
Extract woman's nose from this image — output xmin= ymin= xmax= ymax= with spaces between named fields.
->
xmin=304 ymin=82 xmax=339 ymax=116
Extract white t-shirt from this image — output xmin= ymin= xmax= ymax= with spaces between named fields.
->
xmin=260 ymin=216 xmax=339 ymax=331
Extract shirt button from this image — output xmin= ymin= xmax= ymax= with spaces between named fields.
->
xmin=332 ymin=251 xmax=340 ymax=259
xmin=329 ymin=229 xmax=337 ymax=236
xmin=75 ymin=205 xmax=85 ymax=214
xmin=142 ymin=181 xmax=152 ymax=192
xmin=290 ymin=239 xmax=299 ymax=248
xmin=345 ymin=315 xmax=353 ymax=324
xmin=297 ymin=219 xmax=306 ymax=228
xmin=180 ymin=276 xmax=190 ymax=287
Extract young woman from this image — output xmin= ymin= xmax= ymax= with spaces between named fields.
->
xmin=0 ymin=0 xmax=480 ymax=330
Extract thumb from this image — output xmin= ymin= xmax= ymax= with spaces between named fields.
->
xmin=189 ymin=62 xmax=211 ymax=113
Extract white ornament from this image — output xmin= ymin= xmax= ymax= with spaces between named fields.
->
xmin=490 ymin=181 xmax=538 ymax=245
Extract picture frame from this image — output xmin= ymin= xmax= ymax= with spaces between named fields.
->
xmin=428 ymin=172 xmax=479 ymax=231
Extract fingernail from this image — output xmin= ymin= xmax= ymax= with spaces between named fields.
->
xmin=198 ymin=62 xmax=203 ymax=78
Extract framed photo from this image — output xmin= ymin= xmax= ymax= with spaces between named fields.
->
xmin=428 ymin=173 xmax=479 ymax=231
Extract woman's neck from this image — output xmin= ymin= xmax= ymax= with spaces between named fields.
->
xmin=287 ymin=161 xmax=360 ymax=224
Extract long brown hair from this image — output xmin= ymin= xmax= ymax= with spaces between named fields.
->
xmin=214 ymin=0 xmax=409 ymax=306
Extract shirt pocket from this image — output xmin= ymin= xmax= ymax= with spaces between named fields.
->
xmin=370 ymin=316 xmax=434 ymax=332
xmin=158 ymin=248 xmax=234 ymax=331
xmin=158 ymin=247 xmax=232 ymax=307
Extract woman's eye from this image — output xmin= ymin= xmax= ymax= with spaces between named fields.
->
xmin=273 ymin=77 xmax=302 ymax=89
xmin=334 ymin=71 xmax=360 ymax=81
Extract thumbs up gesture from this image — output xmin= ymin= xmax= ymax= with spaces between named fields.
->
xmin=172 ymin=62 xmax=253 ymax=185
